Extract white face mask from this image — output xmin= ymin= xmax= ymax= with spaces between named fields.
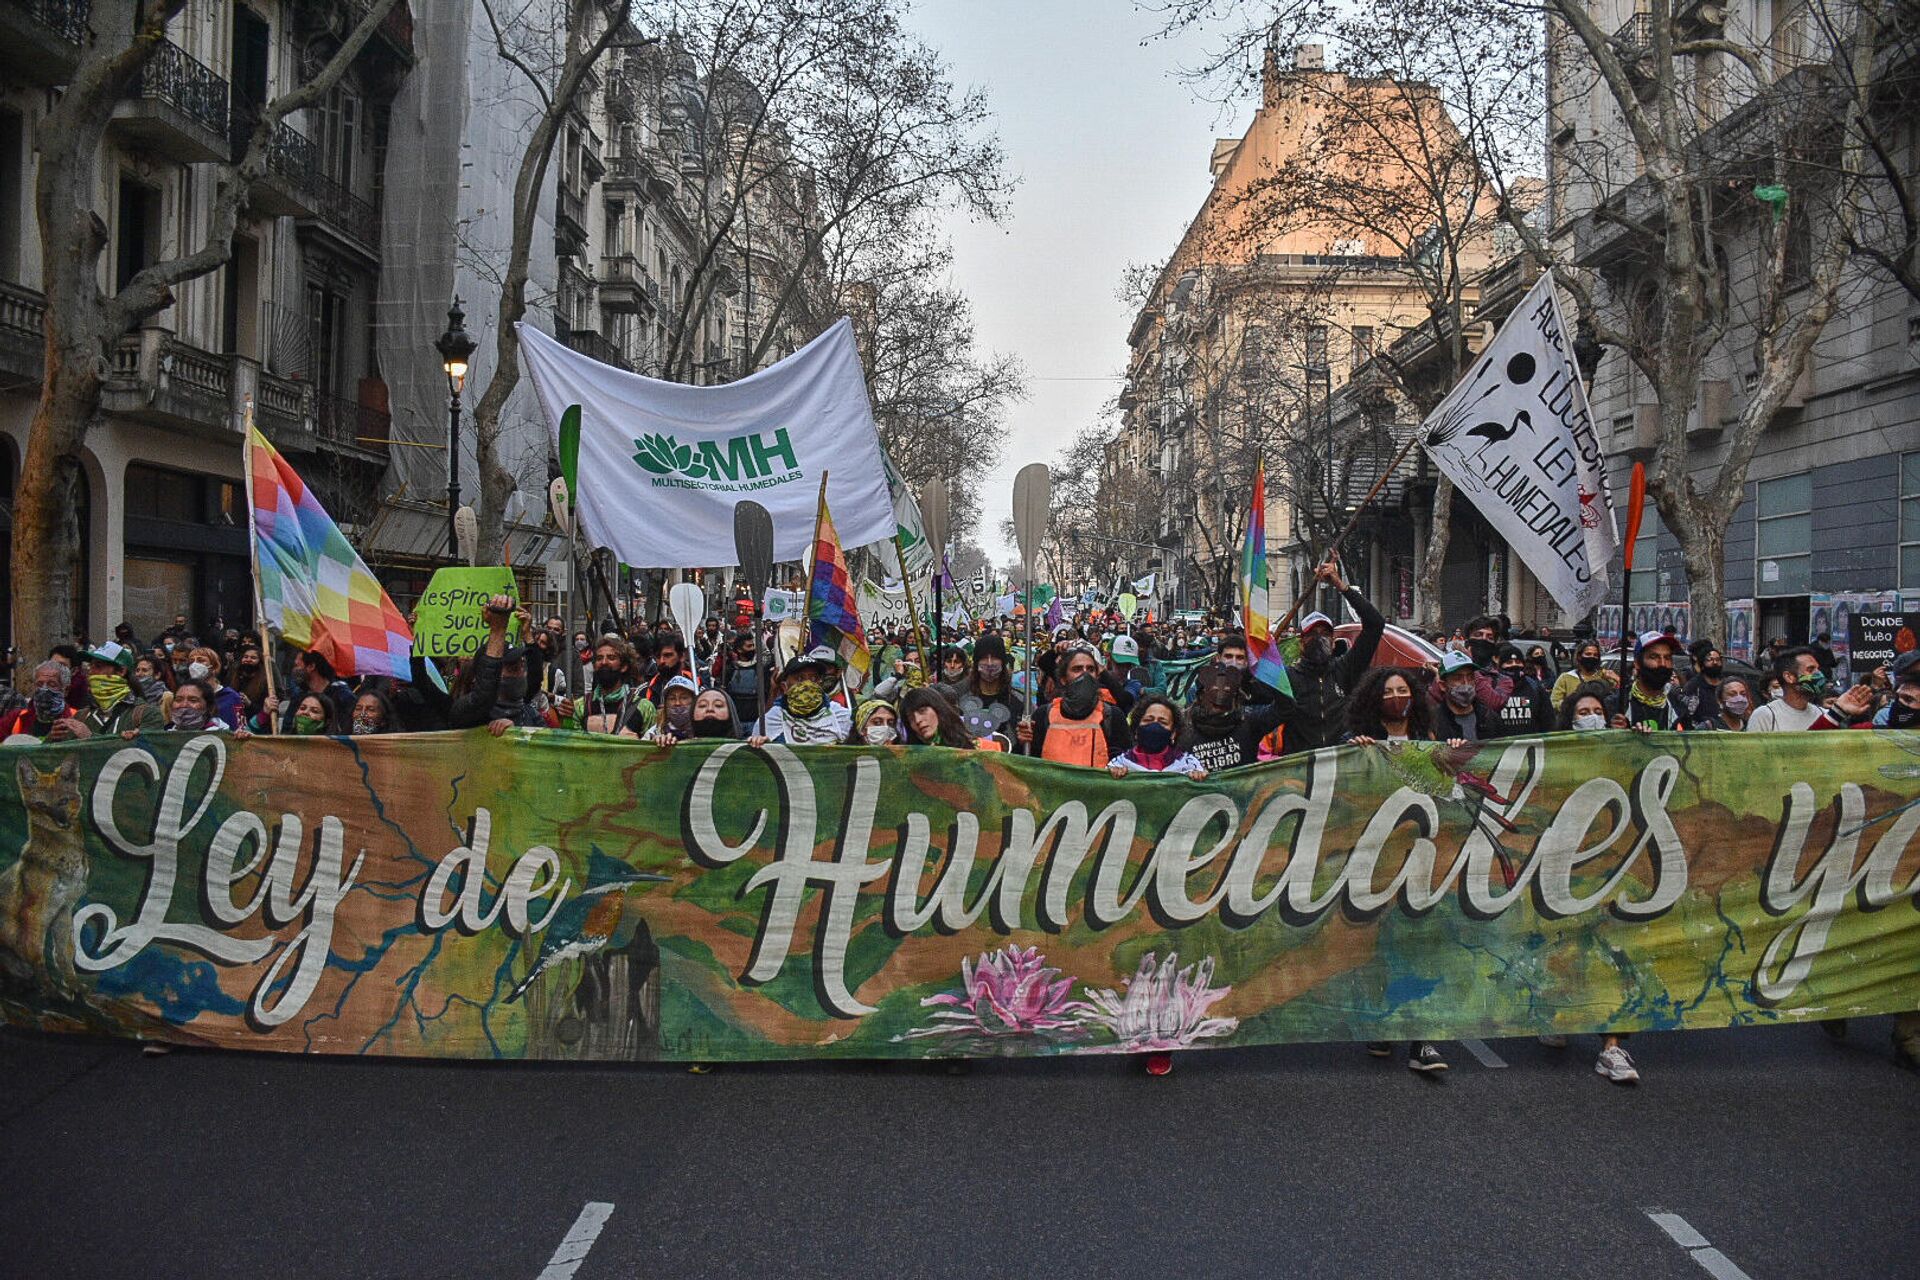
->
xmin=864 ymin=721 xmax=896 ymax=745
xmin=1573 ymin=712 xmax=1606 ymax=731
xmin=187 ymin=661 xmax=211 ymax=681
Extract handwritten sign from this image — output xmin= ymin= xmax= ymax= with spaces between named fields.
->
xmin=1848 ymin=611 xmax=1919 ymax=673
xmin=413 ymin=567 xmax=521 ymax=659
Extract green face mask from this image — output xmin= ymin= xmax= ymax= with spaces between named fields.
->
xmin=88 ymin=673 xmax=130 ymax=708
xmin=1798 ymin=670 xmax=1829 ymax=699
xmin=293 ymin=714 xmax=326 ymax=735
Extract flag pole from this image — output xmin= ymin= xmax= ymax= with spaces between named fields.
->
xmin=238 ymin=397 xmax=281 ymax=714
xmin=892 ymin=531 xmax=931 ymax=661
xmin=1272 ymin=428 xmax=1424 ymax=635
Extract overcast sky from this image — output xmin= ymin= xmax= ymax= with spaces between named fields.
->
xmin=904 ymin=2 xmax=1254 ymax=565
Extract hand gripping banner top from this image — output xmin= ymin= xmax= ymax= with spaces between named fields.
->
xmin=1417 ymin=273 xmax=1618 ymax=617
xmin=516 ymin=318 xmax=896 ymax=566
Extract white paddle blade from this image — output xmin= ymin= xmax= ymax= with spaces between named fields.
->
xmin=1012 ymin=462 xmax=1050 ymax=569
xmin=454 ymin=505 xmax=479 ymax=566
xmin=547 ymin=476 xmax=572 ymax=536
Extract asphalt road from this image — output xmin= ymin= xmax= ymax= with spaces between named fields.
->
xmin=1 ymin=1020 xmax=1914 ymax=1280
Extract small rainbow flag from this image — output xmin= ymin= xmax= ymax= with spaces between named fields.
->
xmin=247 ymin=426 xmax=413 ymax=680
xmin=807 ymin=486 xmax=870 ymax=682
xmin=1239 ymin=459 xmax=1291 ymax=695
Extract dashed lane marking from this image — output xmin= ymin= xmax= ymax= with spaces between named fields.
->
xmin=1458 ymin=1038 xmax=1507 ymax=1068
xmin=538 ymin=1202 xmax=615 ymax=1280
xmin=1646 ymin=1211 xmax=1755 ymax=1280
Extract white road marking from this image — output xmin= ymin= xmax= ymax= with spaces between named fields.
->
xmin=1458 ymin=1038 xmax=1507 ymax=1068
xmin=538 ymin=1201 xmax=615 ymax=1280
xmin=1645 ymin=1211 xmax=1754 ymax=1280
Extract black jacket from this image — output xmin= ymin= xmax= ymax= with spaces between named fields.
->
xmin=448 ymin=650 xmax=546 ymax=730
xmin=1183 ymin=682 xmax=1294 ymax=772
xmin=1282 ymin=587 xmax=1384 ymax=753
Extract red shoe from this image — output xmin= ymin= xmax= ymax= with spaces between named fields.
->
xmin=1145 ymin=1052 xmax=1173 ymax=1076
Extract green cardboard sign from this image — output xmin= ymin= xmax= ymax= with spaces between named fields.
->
xmin=413 ymin=566 xmax=521 ymax=659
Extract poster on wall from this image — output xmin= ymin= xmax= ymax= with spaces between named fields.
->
xmin=1724 ymin=600 xmax=1755 ymax=665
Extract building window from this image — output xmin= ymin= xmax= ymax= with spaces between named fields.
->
xmin=315 ymin=85 xmax=359 ymax=189
xmin=1755 ymin=472 xmax=1812 ymax=595
xmin=1901 ymin=451 xmax=1920 ymax=589
xmin=1628 ymin=507 xmax=1663 ymax=604
xmin=1351 ymin=325 xmax=1374 ymax=370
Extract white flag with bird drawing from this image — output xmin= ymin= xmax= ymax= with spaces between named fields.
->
xmin=1417 ymin=273 xmax=1617 ymax=616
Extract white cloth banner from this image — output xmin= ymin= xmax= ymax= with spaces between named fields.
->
xmin=762 ymin=589 xmax=803 ymax=623
xmin=1131 ymin=572 xmax=1157 ymax=596
xmin=516 ymin=318 xmax=895 ymax=567
xmin=856 ymin=578 xmax=919 ymax=635
xmin=1417 ymin=274 xmax=1617 ymax=616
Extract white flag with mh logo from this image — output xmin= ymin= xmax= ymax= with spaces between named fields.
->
xmin=517 ymin=319 xmax=895 ymax=566
xmin=1417 ymin=273 xmax=1617 ymax=616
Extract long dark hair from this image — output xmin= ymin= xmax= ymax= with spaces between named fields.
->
xmin=900 ymin=687 xmax=976 ymax=748
xmin=1347 ymin=666 xmax=1435 ymax=741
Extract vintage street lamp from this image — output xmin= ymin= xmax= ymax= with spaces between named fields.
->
xmin=434 ymin=298 xmax=477 ymax=558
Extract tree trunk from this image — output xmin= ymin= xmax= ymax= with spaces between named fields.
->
xmin=1416 ymin=476 xmax=1453 ymax=631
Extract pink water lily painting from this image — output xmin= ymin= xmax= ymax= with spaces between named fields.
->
xmin=895 ymin=945 xmax=1094 ymax=1050
xmin=1084 ymin=952 xmax=1240 ymax=1051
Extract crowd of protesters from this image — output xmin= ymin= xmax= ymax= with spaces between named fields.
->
xmin=3 ymin=568 xmax=1917 ymax=1080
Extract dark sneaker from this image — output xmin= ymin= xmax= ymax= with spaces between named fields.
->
xmin=1366 ymin=1041 xmax=1394 ymax=1058
xmin=1408 ymin=1043 xmax=1448 ymax=1073
xmin=1145 ymin=1052 xmax=1173 ymax=1076
xmin=1595 ymin=1044 xmax=1640 ymax=1084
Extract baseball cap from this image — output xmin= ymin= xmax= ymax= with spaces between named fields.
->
xmin=1438 ymin=651 xmax=1475 ymax=677
xmin=1110 ymin=634 xmax=1141 ymax=664
xmin=782 ymin=645 xmax=837 ymax=677
xmin=1299 ymin=611 xmax=1335 ymax=634
xmin=81 ymin=640 xmax=135 ymax=671
xmin=1635 ymin=629 xmax=1677 ymax=656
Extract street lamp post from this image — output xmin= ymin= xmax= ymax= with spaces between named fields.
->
xmin=434 ymin=299 xmax=477 ymax=560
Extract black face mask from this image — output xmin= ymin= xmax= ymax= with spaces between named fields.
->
xmin=1302 ymin=635 xmax=1333 ymax=665
xmin=1468 ymin=638 xmax=1497 ymax=667
xmin=1060 ymin=673 xmax=1100 ymax=720
xmin=1502 ymin=666 xmax=1526 ymax=682
xmin=593 ymin=666 xmax=624 ymax=689
xmin=1888 ymin=701 xmax=1920 ymax=729
xmin=1638 ymin=665 xmax=1673 ymax=691
xmin=1577 ymin=654 xmax=1600 ymax=672
xmin=1702 ymin=664 xmax=1723 ymax=679
xmin=689 ymin=717 xmax=734 ymax=738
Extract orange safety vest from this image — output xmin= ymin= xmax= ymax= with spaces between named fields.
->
xmin=1042 ymin=697 xmax=1109 ymax=768
xmin=974 ymin=735 xmax=1007 ymax=752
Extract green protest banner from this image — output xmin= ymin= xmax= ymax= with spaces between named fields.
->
xmin=0 ymin=730 xmax=1915 ymax=1061
xmin=412 ymin=566 xmax=521 ymax=659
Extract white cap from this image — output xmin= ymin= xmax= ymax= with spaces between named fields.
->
xmin=1299 ymin=611 xmax=1334 ymax=634
xmin=1110 ymin=634 xmax=1140 ymax=664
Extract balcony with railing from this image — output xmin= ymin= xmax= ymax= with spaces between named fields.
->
xmin=233 ymin=115 xmax=322 ymax=218
xmin=597 ymin=254 xmax=655 ymax=314
xmin=562 ymin=327 xmax=630 ymax=371
xmin=297 ymin=168 xmax=381 ymax=261
xmin=110 ymin=38 xmax=232 ymax=164
xmin=0 ymin=0 xmax=89 ymax=85
xmin=605 ymin=154 xmax=643 ymax=192
xmin=313 ymin=391 xmax=391 ymax=457
xmin=0 ymin=281 xmax=48 ymax=389
xmin=556 ymin=185 xmax=589 ymax=257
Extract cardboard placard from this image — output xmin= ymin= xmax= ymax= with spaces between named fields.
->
xmin=413 ymin=567 xmax=522 ymax=659
xmin=1848 ymin=612 xmax=1919 ymax=673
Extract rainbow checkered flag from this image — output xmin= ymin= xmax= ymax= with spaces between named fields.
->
xmin=807 ymin=488 xmax=870 ymax=682
xmin=1239 ymin=460 xmax=1292 ymax=695
xmin=247 ymin=426 xmax=413 ymax=679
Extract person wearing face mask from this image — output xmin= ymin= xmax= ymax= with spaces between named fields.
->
xmin=1489 ymin=644 xmax=1552 ymax=736
xmin=758 ymin=648 xmax=852 ymax=745
xmin=687 ymin=687 xmax=744 ymax=739
xmin=448 ymin=596 xmax=547 ymax=735
xmin=349 ymin=690 xmax=398 ymax=736
xmin=847 ymin=699 xmax=900 ymax=746
xmin=128 ymin=656 xmax=170 ymax=706
xmin=1678 ymin=639 xmax=1727 ymax=728
xmin=718 ymin=631 xmax=765 ymax=728
xmin=1555 ymin=685 xmax=1615 ymax=732
xmin=957 ymin=633 xmax=1026 ymax=749
xmin=273 ymin=649 xmax=356 ymax=733
xmin=154 ymin=679 xmax=227 ymax=735
xmin=935 ymin=645 xmax=972 ymax=693
xmin=0 ymin=662 xmax=81 ymax=741
xmin=1108 ymin=696 xmax=1206 ymax=780
xmin=1280 ymin=561 xmax=1385 ymax=754
xmin=282 ymin=692 xmax=341 ymax=736
xmin=1696 ymin=676 xmax=1756 ymax=731
xmin=1182 ymin=658 xmax=1293 ymax=772
xmin=1432 ymin=653 xmax=1500 ymax=741
xmin=1603 ymin=631 xmax=1692 ymax=731
xmin=1743 ymin=646 xmax=1874 ymax=732
xmin=1873 ymin=670 xmax=1920 ymax=728
xmin=185 ymin=648 xmax=245 ymax=731
xmin=231 ymin=647 xmax=269 ymax=718
xmin=60 ymin=643 xmax=159 ymax=739
xmin=641 ymin=675 xmax=702 ymax=743
xmin=555 ymin=636 xmax=657 ymax=737
xmin=1020 ymin=643 xmax=1130 ymax=766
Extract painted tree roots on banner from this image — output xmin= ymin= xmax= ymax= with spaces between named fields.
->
xmin=0 ymin=731 xmax=1916 ymax=1061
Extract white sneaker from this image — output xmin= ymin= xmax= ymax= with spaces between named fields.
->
xmin=1595 ymin=1044 xmax=1640 ymax=1084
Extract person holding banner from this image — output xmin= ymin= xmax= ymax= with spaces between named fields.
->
xmin=556 ymin=635 xmax=656 ymax=737
xmin=756 ymin=648 xmax=852 ymax=745
xmin=1605 ymin=632 xmax=1690 ymax=732
xmin=1107 ymin=696 xmax=1206 ymax=781
xmin=643 ymin=676 xmax=702 ymax=744
xmin=849 ymin=699 xmax=902 ymax=746
xmin=901 ymin=689 xmax=982 ymax=750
